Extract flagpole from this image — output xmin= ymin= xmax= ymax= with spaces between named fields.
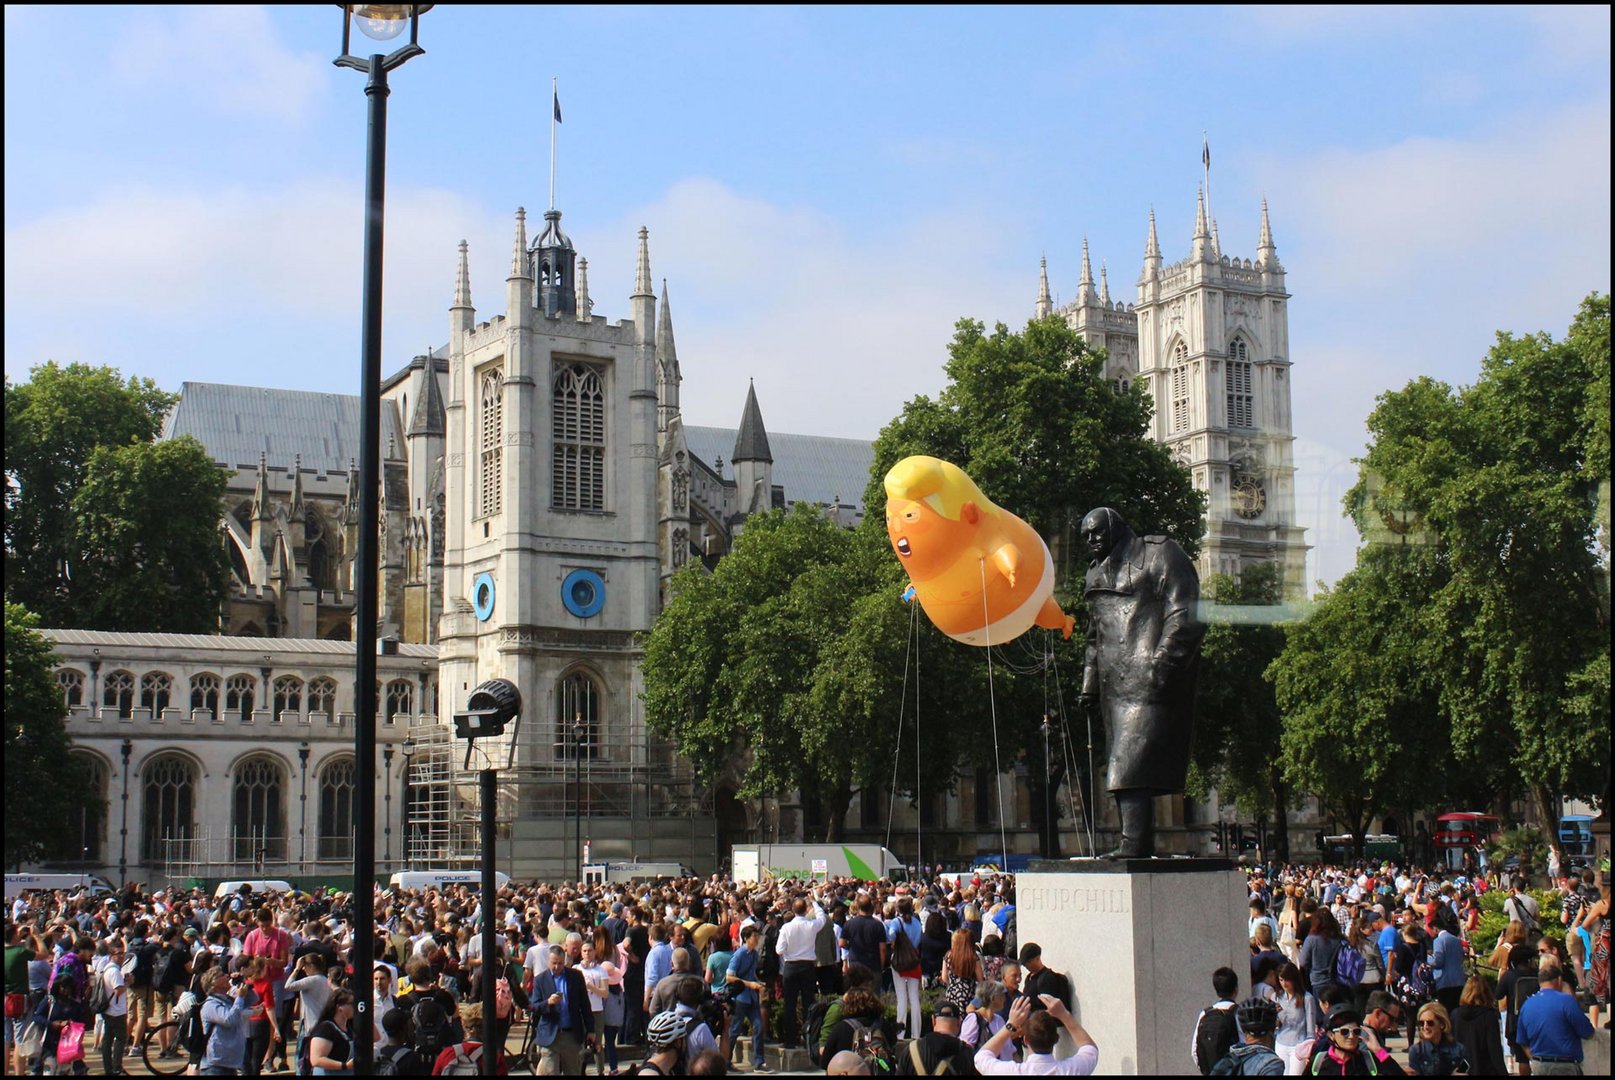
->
xmin=550 ymin=76 xmax=557 ymax=211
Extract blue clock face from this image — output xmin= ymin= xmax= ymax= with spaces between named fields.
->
xmin=473 ymin=572 xmax=496 ymax=621
xmin=561 ymin=569 xmax=606 ymax=618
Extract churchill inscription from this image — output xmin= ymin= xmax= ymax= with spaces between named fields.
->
xmin=1022 ymin=885 xmax=1130 ymax=915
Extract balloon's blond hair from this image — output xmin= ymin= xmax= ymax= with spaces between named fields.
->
xmin=883 ymin=456 xmax=995 ymax=522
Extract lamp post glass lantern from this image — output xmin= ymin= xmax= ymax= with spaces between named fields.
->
xmin=331 ymin=4 xmax=429 ymax=1071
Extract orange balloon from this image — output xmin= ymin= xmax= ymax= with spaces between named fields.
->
xmin=884 ymin=456 xmax=1073 ymax=646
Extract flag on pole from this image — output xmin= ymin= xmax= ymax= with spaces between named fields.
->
xmin=1202 ymin=135 xmax=1210 ymax=170
xmin=553 ymin=88 xmax=562 ymax=124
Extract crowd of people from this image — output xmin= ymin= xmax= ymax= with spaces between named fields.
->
xmin=1 ymin=853 xmax=1607 ymax=1077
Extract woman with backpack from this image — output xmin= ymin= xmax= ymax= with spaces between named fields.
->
xmin=815 ymin=986 xmax=889 ymax=1071
xmin=1426 ymin=907 xmax=1466 ymax=1014
xmin=306 ymin=989 xmax=357 ymax=1075
xmin=1342 ymin=914 xmax=1383 ymax=1017
xmin=961 ymin=979 xmax=1011 ymax=1060
xmin=29 ymin=977 xmax=87 ymax=1076
xmin=885 ymin=897 xmax=924 ymax=1041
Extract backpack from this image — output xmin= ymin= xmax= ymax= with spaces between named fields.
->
xmin=846 ymin=1017 xmax=895 ymax=1074
xmin=129 ymin=940 xmax=158 ymax=989
xmin=413 ymin=996 xmax=455 ymax=1059
xmin=439 ymin=1044 xmax=484 ymax=1076
xmin=1506 ymin=975 xmax=1540 ymax=1038
xmin=891 ymin=928 xmax=921 ymax=974
xmin=1195 ymin=1006 xmax=1240 ymax=1076
xmin=1335 ymin=942 xmax=1366 ymax=985
xmin=760 ymin=923 xmax=781 ymax=980
xmin=1212 ymin=1044 xmax=1283 ymax=1076
xmin=907 ymin=1038 xmax=959 ymax=1075
xmin=151 ymin=948 xmax=180 ymax=992
xmin=85 ymin=966 xmax=110 ymax=1015
xmin=804 ymin=996 xmax=833 ymax=1058
xmin=373 ymin=1043 xmax=425 ymax=1076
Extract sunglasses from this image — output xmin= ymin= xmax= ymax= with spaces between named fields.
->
xmin=1331 ymin=1026 xmax=1362 ymax=1037
xmin=1419 ymin=1020 xmax=1441 ymax=1029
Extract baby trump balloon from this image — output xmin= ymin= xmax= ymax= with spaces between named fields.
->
xmin=883 ymin=455 xmax=1073 ymax=646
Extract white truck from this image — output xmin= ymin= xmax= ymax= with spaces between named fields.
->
xmin=582 ymin=861 xmax=693 ymax=885
xmin=730 ymin=844 xmax=908 ymax=884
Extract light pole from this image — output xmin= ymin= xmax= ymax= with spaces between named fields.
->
xmin=119 ymin=738 xmax=132 ymax=887
xmin=298 ymin=741 xmax=311 ymax=872
xmin=574 ymin=713 xmax=586 ymax=881
xmin=400 ymin=736 xmax=416 ymax=868
xmin=383 ymin=744 xmax=395 ymax=868
xmin=333 ymin=8 xmax=430 ymax=1071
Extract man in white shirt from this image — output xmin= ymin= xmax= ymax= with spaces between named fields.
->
xmin=774 ymin=891 xmax=826 ymax=1049
xmin=975 ymin=993 xmax=1099 ymax=1075
xmin=101 ymin=938 xmax=130 ymax=1074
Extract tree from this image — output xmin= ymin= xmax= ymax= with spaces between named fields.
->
xmin=863 ymin=317 xmax=1205 ymax=855
xmin=1343 ymin=293 xmax=1610 ymax=824
xmin=1267 ymin=555 xmax=1453 ymax=857
xmin=4 ymin=602 xmax=101 ymax=868
xmin=5 ymin=362 xmax=179 ymax=625
xmin=70 ymin=437 xmax=231 ymax=633
xmin=1189 ymin=561 xmax=1294 ymax=861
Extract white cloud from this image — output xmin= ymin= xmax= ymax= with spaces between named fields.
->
xmin=109 ymin=6 xmax=327 ymax=125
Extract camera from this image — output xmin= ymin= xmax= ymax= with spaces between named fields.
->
xmin=230 ymin=974 xmax=244 ymax=986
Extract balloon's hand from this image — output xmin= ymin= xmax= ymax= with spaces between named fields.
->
xmin=902 ymin=585 xmax=916 ymax=603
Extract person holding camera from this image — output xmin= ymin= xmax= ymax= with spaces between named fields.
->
xmin=197 ymin=968 xmax=252 ymax=1076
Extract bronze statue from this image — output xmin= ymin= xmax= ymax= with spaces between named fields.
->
xmin=1078 ymin=507 xmax=1204 ymax=858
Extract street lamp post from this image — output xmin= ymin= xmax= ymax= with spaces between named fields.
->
xmin=574 ymin=713 xmax=586 ymax=881
xmin=332 ymin=6 xmax=430 ymax=1072
xmin=118 ymin=738 xmax=132 ymax=888
xmin=400 ymin=736 xmax=416 ymax=868
xmin=383 ymin=744 xmax=395 ymax=869
xmin=298 ymin=741 xmax=311 ymax=872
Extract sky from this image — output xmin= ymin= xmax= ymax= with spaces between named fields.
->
xmin=4 ymin=5 xmax=1610 ymax=589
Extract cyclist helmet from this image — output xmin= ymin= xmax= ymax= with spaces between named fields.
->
xmin=1236 ymin=996 xmax=1279 ymax=1036
xmin=647 ymin=1009 xmax=689 ymax=1050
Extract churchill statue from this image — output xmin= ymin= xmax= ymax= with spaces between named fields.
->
xmin=1078 ymin=507 xmax=1205 ymax=858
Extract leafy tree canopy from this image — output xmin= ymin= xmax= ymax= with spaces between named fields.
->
xmin=4 ymin=602 xmax=101 ymax=867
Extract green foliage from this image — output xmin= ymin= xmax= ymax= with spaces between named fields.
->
xmin=1489 ymin=826 xmax=1549 ymax=879
xmin=3 ymin=362 xmax=229 ymax=632
xmin=1276 ymin=293 xmax=1611 ymax=832
xmin=1474 ymin=888 xmax=1564 ymax=959
xmin=4 ymin=603 xmax=102 ymax=867
xmin=70 ymin=437 xmax=232 ymax=633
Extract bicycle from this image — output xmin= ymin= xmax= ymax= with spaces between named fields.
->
xmin=139 ymin=1018 xmax=189 ymax=1076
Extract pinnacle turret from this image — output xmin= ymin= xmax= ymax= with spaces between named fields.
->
xmin=1257 ymin=196 xmax=1280 ymax=270
xmin=657 ymin=279 xmax=678 ymax=370
xmin=1212 ymin=217 xmax=1221 ymax=258
xmin=1036 ymin=255 xmax=1052 ymax=319
xmin=253 ymin=452 xmax=272 ymax=520
xmin=732 ymin=380 xmax=773 ymax=465
xmin=1192 ymin=187 xmax=1213 ymax=262
xmin=1141 ymin=207 xmax=1161 ymax=281
xmin=408 ymin=355 xmax=445 ymax=437
xmin=575 ymin=257 xmax=591 ymax=321
xmin=289 ymin=454 xmax=305 ymax=513
xmin=453 ymin=240 xmax=472 ymax=309
xmin=1099 ymin=261 xmax=1111 ymax=306
xmin=632 ymin=226 xmax=654 ymax=299
xmin=510 ymin=208 xmax=529 ymax=278
xmin=1077 ymin=236 xmax=1096 ymax=306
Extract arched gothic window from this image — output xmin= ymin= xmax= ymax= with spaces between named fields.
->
xmin=1170 ymin=341 xmax=1190 ymax=434
xmin=190 ymin=673 xmax=221 ymax=716
xmin=478 ymin=365 xmax=503 ymax=517
xmin=231 ymin=755 xmax=287 ymax=862
xmin=272 ymin=676 xmax=303 ymax=723
xmin=141 ymin=753 xmax=197 ymax=863
xmin=552 ymin=364 xmax=606 ymax=511
xmin=103 ymin=670 xmax=135 ymax=718
xmin=141 ymin=672 xmax=173 ymax=715
xmin=225 ymin=674 xmax=256 ymax=723
xmin=308 ymin=677 xmax=337 ymax=717
xmin=385 ymin=679 xmax=413 ymax=724
xmin=57 ymin=669 xmax=85 ymax=708
xmin=318 ymin=757 xmax=356 ymax=860
xmin=1226 ymin=338 xmax=1254 ymax=429
xmin=555 ymin=671 xmax=601 ymax=761
xmin=71 ymin=752 xmax=108 ymax=863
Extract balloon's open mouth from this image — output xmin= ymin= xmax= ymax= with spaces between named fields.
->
xmin=896 ymin=537 xmax=911 ymax=557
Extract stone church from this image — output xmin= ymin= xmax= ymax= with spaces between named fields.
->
xmin=40 ymin=187 xmax=1314 ymax=886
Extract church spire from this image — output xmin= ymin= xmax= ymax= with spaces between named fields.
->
xmin=632 ymin=226 xmax=654 ymax=299
xmin=1212 ymin=217 xmax=1222 ymax=258
xmin=1142 ymin=206 xmax=1161 ymax=281
xmin=289 ymin=454 xmax=305 ymax=514
xmin=1099 ymin=261 xmax=1111 ymax=306
xmin=453 ymin=240 xmax=472 ymax=309
xmin=409 ymin=355 xmax=445 ymax=437
xmin=511 ymin=207 xmax=529 ymax=278
xmin=1192 ymin=187 xmax=1213 ymax=262
xmin=1036 ymin=255 xmax=1052 ymax=319
xmin=253 ymin=452 xmax=273 ymax=520
xmin=575 ymin=256 xmax=591 ymax=321
xmin=657 ymin=279 xmax=681 ymax=429
xmin=1256 ymin=196 xmax=1280 ymax=270
xmin=732 ymin=380 xmax=773 ymax=464
xmin=1077 ymin=236 xmax=1096 ymax=306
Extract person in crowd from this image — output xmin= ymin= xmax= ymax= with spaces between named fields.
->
xmin=724 ymin=925 xmax=768 ymax=1074
xmin=1427 ymin=906 xmax=1466 ymax=1014
xmin=816 ymin=982 xmax=888 ymax=1071
xmin=827 ymin=1048 xmax=873 ymax=1075
xmin=1447 ymin=974 xmax=1505 ymax=1076
xmin=1407 ymin=1001 xmax=1468 ymax=1076
xmin=1497 ymin=931 xmax=1540 ymax=1077
xmin=962 ymin=979 xmax=1009 ymax=1059
xmin=1213 ymin=997 xmax=1286 ymax=1076
xmin=1192 ymin=966 xmax=1243 ymax=1074
xmin=1304 ymin=1002 xmax=1406 ymax=1076
xmin=1299 ymin=908 xmax=1345 ymax=1031
xmin=197 ymin=967 xmax=251 ymax=1077
xmin=942 ymin=929 xmax=984 ymax=1015
xmin=775 ymin=891 xmax=826 ymax=1050
xmin=284 ymin=952 xmax=336 ymax=1065
xmin=306 ymin=989 xmax=356 ymax=1076
xmin=648 ymin=947 xmax=702 ymax=1018
xmin=532 ymin=943 xmax=591 ymax=1076
xmin=919 ymin=911 xmax=951 ymax=985
xmin=974 ymin=992 xmax=1099 ymax=1075
xmin=634 ymin=1009 xmax=688 ymax=1077
xmin=237 ymin=955 xmax=278 ymax=1076
xmin=1515 ymin=957 xmax=1594 ymax=1076
xmin=897 ymin=999 xmax=977 ymax=1074
xmin=98 ymin=935 xmax=129 ymax=1076
xmin=1271 ymin=962 xmax=1314 ymax=1076
xmin=1344 ymin=912 xmax=1385 ymax=1017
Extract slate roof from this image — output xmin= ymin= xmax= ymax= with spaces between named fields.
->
xmin=685 ymin=426 xmax=876 ymax=512
xmin=161 ymin=382 xmax=405 ymax=473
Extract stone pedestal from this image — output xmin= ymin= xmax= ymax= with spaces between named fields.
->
xmin=1017 ymin=859 xmax=1247 ymax=1075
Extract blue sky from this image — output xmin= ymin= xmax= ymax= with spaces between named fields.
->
xmin=5 ymin=5 xmax=1610 ymax=588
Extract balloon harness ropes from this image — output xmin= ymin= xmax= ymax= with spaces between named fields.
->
xmin=884 ymin=559 xmax=1101 ymax=869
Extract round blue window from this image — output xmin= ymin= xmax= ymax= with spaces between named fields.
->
xmin=561 ymin=569 xmax=606 ymax=618
xmin=472 ymin=572 xmax=496 ymax=621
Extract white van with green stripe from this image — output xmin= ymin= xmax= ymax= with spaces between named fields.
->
xmin=730 ymin=844 xmax=908 ymax=884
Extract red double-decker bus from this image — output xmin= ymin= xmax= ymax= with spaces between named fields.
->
xmin=1434 ymin=812 xmax=1501 ymax=868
